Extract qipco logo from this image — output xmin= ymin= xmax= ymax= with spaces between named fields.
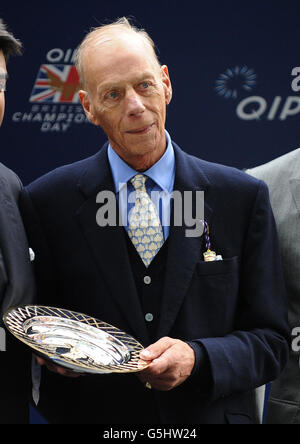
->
xmin=236 ymin=95 xmax=300 ymax=121
xmin=216 ymin=66 xmax=300 ymax=121
xmin=236 ymin=67 xmax=300 ymax=121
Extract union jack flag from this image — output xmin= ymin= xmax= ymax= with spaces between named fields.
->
xmin=29 ymin=64 xmax=80 ymax=103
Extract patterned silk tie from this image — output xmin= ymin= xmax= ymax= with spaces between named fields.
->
xmin=128 ymin=174 xmax=164 ymax=267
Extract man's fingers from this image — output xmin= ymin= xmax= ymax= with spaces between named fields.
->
xmin=144 ymin=342 xmax=187 ymax=377
xmin=35 ymin=355 xmax=82 ymax=378
xmin=138 ymin=340 xmax=195 ymax=391
xmin=57 ymin=367 xmax=83 ymax=378
xmin=36 ymin=356 xmax=47 ymax=366
xmin=140 ymin=336 xmax=175 ymax=360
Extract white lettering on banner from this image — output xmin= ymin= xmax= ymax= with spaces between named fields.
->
xmin=280 ymin=97 xmax=300 ymax=120
xmin=236 ymin=96 xmax=300 ymax=121
xmin=46 ymin=48 xmax=76 ymax=63
xmin=291 ymin=67 xmax=300 ymax=92
xmin=41 ymin=122 xmax=71 ymax=132
xmin=44 ymin=113 xmax=56 ymax=122
xmin=267 ymin=96 xmax=282 ymax=120
xmin=0 ymin=327 xmax=6 ymax=351
xmin=12 ymin=110 xmax=90 ymax=127
xmin=236 ymin=96 xmax=267 ymax=120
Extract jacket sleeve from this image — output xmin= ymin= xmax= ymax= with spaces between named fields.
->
xmin=0 ymin=168 xmax=36 ymax=320
xmin=19 ymin=187 xmax=57 ymax=306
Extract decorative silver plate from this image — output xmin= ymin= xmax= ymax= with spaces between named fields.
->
xmin=3 ymin=305 xmax=149 ymax=374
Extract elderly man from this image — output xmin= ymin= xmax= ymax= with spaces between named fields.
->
xmin=0 ymin=18 xmax=35 ymax=424
xmin=20 ymin=17 xmax=289 ymax=424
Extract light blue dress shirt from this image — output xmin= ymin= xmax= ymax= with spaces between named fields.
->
xmin=107 ymin=130 xmax=175 ymax=240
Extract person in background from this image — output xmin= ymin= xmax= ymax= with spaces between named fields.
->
xmin=20 ymin=17 xmax=289 ymax=424
xmin=0 ymin=18 xmax=36 ymax=424
xmin=247 ymin=149 xmax=300 ymax=424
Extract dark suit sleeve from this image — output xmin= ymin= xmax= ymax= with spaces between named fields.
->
xmin=192 ymin=181 xmax=289 ymax=401
xmin=19 ymin=188 xmax=57 ymax=305
xmin=0 ymin=167 xmax=36 ymax=318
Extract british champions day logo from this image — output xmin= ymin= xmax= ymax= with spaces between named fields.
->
xmin=215 ymin=65 xmax=300 ymax=121
xmin=29 ymin=64 xmax=80 ymax=103
xmin=12 ymin=48 xmax=89 ymax=132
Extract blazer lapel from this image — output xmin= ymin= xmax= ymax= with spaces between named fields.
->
xmin=157 ymin=144 xmax=213 ymax=339
xmin=75 ymin=145 xmax=149 ymax=345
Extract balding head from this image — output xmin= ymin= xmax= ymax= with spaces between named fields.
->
xmin=75 ymin=17 xmax=161 ymax=89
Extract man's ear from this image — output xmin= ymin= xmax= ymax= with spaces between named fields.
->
xmin=161 ymin=65 xmax=172 ymax=105
xmin=79 ymin=90 xmax=98 ymax=125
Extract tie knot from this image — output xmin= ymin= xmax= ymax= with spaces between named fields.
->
xmin=130 ymin=174 xmax=147 ymax=192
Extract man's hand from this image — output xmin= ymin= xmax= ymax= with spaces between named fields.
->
xmin=36 ymin=356 xmax=83 ymax=378
xmin=138 ymin=337 xmax=195 ymax=391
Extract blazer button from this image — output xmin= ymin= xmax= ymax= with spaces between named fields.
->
xmin=145 ymin=313 xmax=154 ymax=322
xmin=143 ymin=276 xmax=151 ymax=285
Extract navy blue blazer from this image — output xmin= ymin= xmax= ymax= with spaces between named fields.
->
xmin=20 ymin=142 xmax=289 ymax=424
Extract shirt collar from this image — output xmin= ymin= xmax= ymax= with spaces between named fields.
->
xmin=108 ymin=130 xmax=175 ymax=193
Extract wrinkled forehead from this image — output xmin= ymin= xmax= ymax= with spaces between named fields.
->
xmin=86 ymin=30 xmax=155 ymax=56
xmin=82 ymin=32 xmax=160 ymax=79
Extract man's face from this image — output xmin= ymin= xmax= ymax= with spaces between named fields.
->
xmin=0 ymin=50 xmax=7 ymax=127
xmin=79 ymin=35 xmax=172 ymax=170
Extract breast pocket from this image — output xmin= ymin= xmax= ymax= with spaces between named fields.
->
xmin=196 ymin=256 xmax=239 ymax=296
xmin=196 ymin=256 xmax=239 ymax=277
xmin=186 ymin=257 xmax=240 ymax=336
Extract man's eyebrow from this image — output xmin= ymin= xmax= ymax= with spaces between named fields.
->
xmin=98 ymin=72 xmax=156 ymax=92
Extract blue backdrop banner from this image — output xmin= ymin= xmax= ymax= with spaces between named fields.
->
xmin=1 ymin=0 xmax=300 ymax=186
